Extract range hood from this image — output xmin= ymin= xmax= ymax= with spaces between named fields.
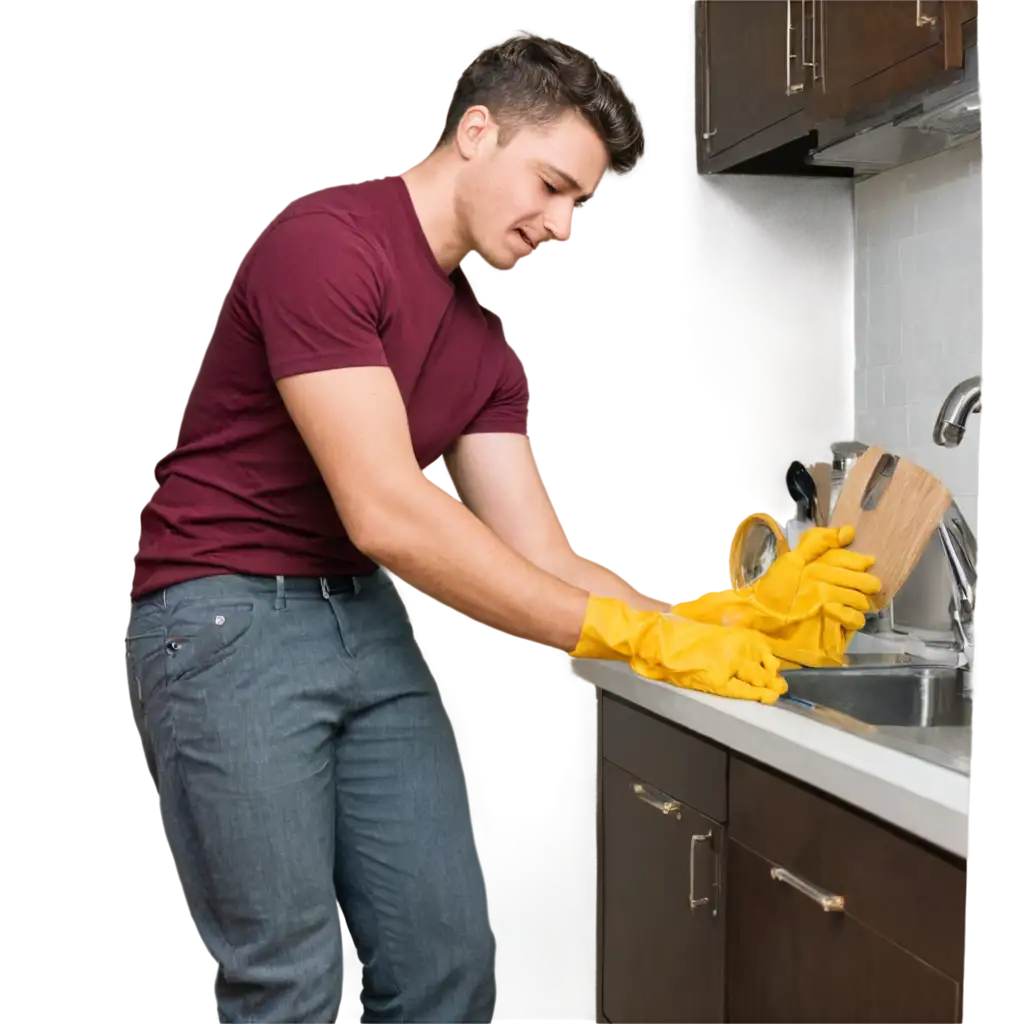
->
xmin=808 ymin=44 xmax=980 ymax=176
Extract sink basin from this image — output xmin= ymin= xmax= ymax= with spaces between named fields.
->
xmin=780 ymin=664 xmax=971 ymax=728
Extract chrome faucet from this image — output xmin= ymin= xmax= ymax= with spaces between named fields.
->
xmin=931 ymin=375 xmax=981 ymax=671
xmin=937 ymin=502 xmax=977 ymax=666
xmin=934 ymin=375 xmax=981 ymax=447
xmin=861 ymin=495 xmax=977 ymax=672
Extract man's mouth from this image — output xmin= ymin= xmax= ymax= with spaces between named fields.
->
xmin=517 ymin=229 xmax=536 ymax=251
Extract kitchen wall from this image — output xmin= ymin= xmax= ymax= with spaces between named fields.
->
xmin=854 ymin=139 xmax=983 ymax=533
xmin=499 ymin=290 xmax=741 ymax=598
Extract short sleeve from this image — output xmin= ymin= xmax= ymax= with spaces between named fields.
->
xmin=462 ymin=342 xmax=530 ymax=436
xmin=245 ymin=213 xmax=390 ymax=381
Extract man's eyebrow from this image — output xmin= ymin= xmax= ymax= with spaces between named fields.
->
xmin=544 ymin=162 xmax=585 ymax=194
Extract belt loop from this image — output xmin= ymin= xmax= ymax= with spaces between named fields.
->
xmin=274 ymin=575 xmax=287 ymax=611
xmin=352 ymin=575 xmax=362 ymax=596
xmin=320 ymin=577 xmax=330 ymax=600
xmin=161 ymin=587 xmax=167 ymax=610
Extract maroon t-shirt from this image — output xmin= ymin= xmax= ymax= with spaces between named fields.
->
xmin=131 ymin=176 xmax=529 ymax=599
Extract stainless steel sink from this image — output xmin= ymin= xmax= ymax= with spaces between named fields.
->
xmin=780 ymin=664 xmax=971 ymax=728
xmin=777 ymin=664 xmax=972 ymax=774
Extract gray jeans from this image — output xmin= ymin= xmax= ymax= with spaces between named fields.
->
xmin=124 ymin=569 xmax=496 ymax=1023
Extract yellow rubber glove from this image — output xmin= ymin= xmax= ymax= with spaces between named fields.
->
xmin=750 ymin=525 xmax=880 ymax=623
xmin=571 ymin=595 xmax=787 ymax=704
xmin=663 ymin=595 xmax=851 ymax=669
xmin=767 ymin=556 xmax=875 ymax=668
xmin=767 ymin=612 xmax=852 ymax=669
xmin=670 ymin=525 xmax=880 ymax=670
xmin=672 ymin=526 xmax=879 ymax=634
xmin=752 ymin=529 xmax=879 ymax=668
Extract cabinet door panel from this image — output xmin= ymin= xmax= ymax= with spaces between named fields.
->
xmin=729 ymin=756 xmax=966 ymax=980
xmin=600 ymin=760 xmax=724 ymax=1023
xmin=726 ymin=839 xmax=961 ymax=1023
xmin=703 ymin=0 xmax=808 ymax=156
xmin=822 ymin=1 xmax=942 ymax=96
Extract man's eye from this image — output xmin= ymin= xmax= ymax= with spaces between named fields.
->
xmin=542 ymin=180 xmax=558 ymax=195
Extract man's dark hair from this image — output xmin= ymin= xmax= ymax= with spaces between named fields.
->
xmin=437 ymin=33 xmax=645 ymax=174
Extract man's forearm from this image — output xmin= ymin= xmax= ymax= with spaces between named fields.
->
xmin=355 ymin=478 xmax=594 ymax=651
xmin=552 ymin=552 xmax=672 ymax=614
xmin=403 ymin=464 xmax=667 ymax=614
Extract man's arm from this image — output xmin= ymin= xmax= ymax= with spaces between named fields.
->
xmin=277 ymin=366 xmax=592 ymax=650
xmin=444 ymin=432 xmax=672 ymax=613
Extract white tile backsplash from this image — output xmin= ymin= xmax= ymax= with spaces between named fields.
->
xmin=854 ymin=139 xmax=982 ymax=535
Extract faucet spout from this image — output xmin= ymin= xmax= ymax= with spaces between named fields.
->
xmin=934 ymin=375 xmax=981 ymax=447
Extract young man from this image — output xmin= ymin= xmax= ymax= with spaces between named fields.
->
xmin=125 ymin=32 xmax=877 ymax=1023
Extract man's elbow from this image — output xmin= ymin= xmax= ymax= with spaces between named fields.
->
xmin=341 ymin=490 xmax=420 ymax=567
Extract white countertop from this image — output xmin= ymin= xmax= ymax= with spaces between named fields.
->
xmin=573 ymin=658 xmax=970 ymax=858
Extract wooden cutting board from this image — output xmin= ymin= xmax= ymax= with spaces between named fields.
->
xmin=828 ymin=446 xmax=951 ymax=611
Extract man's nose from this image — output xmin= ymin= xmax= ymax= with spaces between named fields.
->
xmin=543 ymin=203 xmax=573 ymax=243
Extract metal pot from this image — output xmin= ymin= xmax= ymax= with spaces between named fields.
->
xmin=829 ymin=441 xmax=868 ymax=519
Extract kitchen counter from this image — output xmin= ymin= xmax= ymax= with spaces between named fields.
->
xmin=573 ymin=658 xmax=970 ymax=858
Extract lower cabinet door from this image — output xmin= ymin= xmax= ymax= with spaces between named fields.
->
xmin=601 ymin=759 xmax=725 ymax=1023
xmin=726 ymin=838 xmax=961 ymax=1023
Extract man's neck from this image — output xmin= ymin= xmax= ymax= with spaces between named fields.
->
xmin=400 ymin=152 xmax=470 ymax=273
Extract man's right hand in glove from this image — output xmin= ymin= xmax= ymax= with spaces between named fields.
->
xmin=571 ymin=595 xmax=787 ymax=704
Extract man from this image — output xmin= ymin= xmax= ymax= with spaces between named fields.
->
xmin=125 ymin=32 xmax=878 ymax=1023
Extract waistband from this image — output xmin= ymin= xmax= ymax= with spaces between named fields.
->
xmin=133 ymin=569 xmax=385 ymax=609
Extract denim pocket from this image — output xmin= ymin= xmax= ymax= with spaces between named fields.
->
xmin=163 ymin=600 xmax=256 ymax=687
xmin=125 ymin=629 xmax=168 ymax=709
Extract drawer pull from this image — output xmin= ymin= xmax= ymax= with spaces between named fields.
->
xmin=690 ymin=831 xmax=713 ymax=910
xmin=770 ymin=866 xmax=846 ymax=913
xmin=631 ymin=781 xmax=681 ymax=817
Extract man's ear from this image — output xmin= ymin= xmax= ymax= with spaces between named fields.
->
xmin=455 ymin=105 xmax=497 ymax=160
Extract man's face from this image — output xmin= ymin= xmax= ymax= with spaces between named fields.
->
xmin=453 ymin=108 xmax=609 ymax=270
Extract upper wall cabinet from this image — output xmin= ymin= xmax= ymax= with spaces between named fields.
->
xmin=810 ymin=0 xmax=976 ymax=121
xmin=695 ymin=1 xmax=979 ymax=177
xmin=697 ymin=1 xmax=809 ymax=160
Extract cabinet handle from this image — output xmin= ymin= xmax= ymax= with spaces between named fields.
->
xmin=631 ymin=781 xmax=681 ymax=817
xmin=800 ymin=0 xmax=822 ymax=80
xmin=689 ymin=831 xmax=713 ymax=909
xmin=701 ymin=1 xmax=716 ymax=140
xmin=800 ymin=0 xmax=808 ymax=66
xmin=786 ymin=0 xmax=805 ymax=95
xmin=818 ymin=0 xmax=826 ymax=85
xmin=916 ymin=1 xmax=937 ymax=27
xmin=800 ymin=0 xmax=820 ymax=75
xmin=770 ymin=866 xmax=846 ymax=913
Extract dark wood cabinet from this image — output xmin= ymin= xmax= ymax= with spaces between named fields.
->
xmin=698 ymin=0 xmax=809 ymax=164
xmin=817 ymin=1 xmax=943 ymax=99
xmin=728 ymin=755 xmax=967 ymax=983
xmin=695 ymin=0 xmax=979 ymax=175
xmin=726 ymin=839 xmax=960 ymax=1023
xmin=601 ymin=760 xmax=725 ymax=1023
xmin=596 ymin=693 xmax=968 ymax=1023
xmin=726 ymin=756 xmax=965 ymax=1023
xmin=598 ymin=694 xmax=727 ymax=1023
xmin=811 ymin=0 xmax=977 ymax=121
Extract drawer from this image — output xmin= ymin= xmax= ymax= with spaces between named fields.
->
xmin=729 ymin=755 xmax=966 ymax=981
xmin=726 ymin=838 xmax=960 ymax=1023
xmin=601 ymin=693 xmax=727 ymax=822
